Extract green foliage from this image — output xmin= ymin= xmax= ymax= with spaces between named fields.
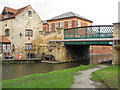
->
xmin=2 ymin=64 xmax=99 ymax=88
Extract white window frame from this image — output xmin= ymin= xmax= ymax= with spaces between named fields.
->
xmin=2 ymin=44 xmax=11 ymax=50
xmin=77 ymin=22 xmax=81 ymax=27
xmin=49 ymin=24 xmax=52 ymax=31
xmin=60 ymin=21 xmax=64 ymax=28
xmin=25 ymin=43 xmax=32 ymax=50
xmin=55 ymin=22 xmax=59 ymax=28
xmin=68 ymin=20 xmax=72 ymax=28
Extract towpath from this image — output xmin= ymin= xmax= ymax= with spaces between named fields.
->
xmin=71 ymin=64 xmax=110 ymax=88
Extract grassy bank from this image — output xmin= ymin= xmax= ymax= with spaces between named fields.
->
xmin=3 ymin=64 xmax=99 ymax=88
xmin=91 ymin=65 xmax=119 ymax=89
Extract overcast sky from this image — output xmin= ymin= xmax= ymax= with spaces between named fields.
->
xmin=0 ymin=0 xmax=119 ymax=25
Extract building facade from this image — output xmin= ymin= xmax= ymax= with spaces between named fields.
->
xmin=0 ymin=5 xmax=42 ymax=59
xmin=43 ymin=12 xmax=93 ymax=32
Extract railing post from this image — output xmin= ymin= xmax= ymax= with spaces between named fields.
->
xmin=98 ymin=26 xmax=100 ymax=38
xmin=112 ymin=23 xmax=120 ymax=65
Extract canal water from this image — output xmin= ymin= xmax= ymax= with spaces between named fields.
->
xmin=2 ymin=61 xmax=82 ymax=80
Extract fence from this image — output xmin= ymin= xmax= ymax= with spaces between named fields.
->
xmin=64 ymin=25 xmax=113 ymax=39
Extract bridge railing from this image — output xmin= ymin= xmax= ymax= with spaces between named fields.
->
xmin=64 ymin=25 xmax=113 ymax=39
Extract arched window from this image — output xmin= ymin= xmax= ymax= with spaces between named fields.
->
xmin=5 ymin=29 xmax=10 ymax=36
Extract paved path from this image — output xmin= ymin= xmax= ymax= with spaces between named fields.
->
xmin=71 ymin=64 xmax=109 ymax=88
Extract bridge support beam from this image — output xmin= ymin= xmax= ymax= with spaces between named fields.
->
xmin=112 ymin=23 xmax=120 ymax=65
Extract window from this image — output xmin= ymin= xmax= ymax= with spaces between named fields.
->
xmin=2 ymin=44 xmax=11 ymax=50
xmin=5 ymin=29 xmax=10 ymax=36
xmin=49 ymin=24 xmax=52 ymax=31
xmin=68 ymin=20 xmax=72 ymax=28
xmin=25 ymin=43 xmax=32 ymax=50
xmin=77 ymin=22 xmax=81 ymax=27
xmin=60 ymin=22 xmax=64 ymax=28
xmin=55 ymin=22 xmax=59 ymax=28
xmin=28 ymin=11 xmax=32 ymax=17
xmin=25 ymin=29 xmax=33 ymax=37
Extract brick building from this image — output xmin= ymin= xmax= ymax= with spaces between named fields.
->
xmin=42 ymin=12 xmax=112 ymax=56
xmin=42 ymin=12 xmax=93 ymax=32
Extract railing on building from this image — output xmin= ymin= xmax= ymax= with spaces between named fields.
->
xmin=64 ymin=25 xmax=113 ymax=39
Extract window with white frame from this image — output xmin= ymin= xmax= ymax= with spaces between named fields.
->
xmin=60 ymin=21 xmax=64 ymax=28
xmin=49 ymin=24 xmax=52 ymax=31
xmin=77 ymin=22 xmax=81 ymax=27
xmin=55 ymin=22 xmax=59 ymax=28
xmin=68 ymin=20 xmax=72 ymax=28
xmin=2 ymin=44 xmax=11 ymax=50
xmin=25 ymin=43 xmax=32 ymax=50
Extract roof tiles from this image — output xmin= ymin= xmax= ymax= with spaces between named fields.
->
xmin=0 ymin=36 xmax=11 ymax=43
xmin=48 ymin=12 xmax=92 ymax=22
xmin=0 ymin=5 xmax=29 ymax=20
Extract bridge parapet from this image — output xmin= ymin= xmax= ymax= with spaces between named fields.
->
xmin=64 ymin=25 xmax=113 ymax=39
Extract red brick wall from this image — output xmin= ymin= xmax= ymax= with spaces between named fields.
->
xmin=47 ymin=24 xmax=49 ymax=31
xmin=81 ymin=22 xmax=87 ymax=26
xmin=43 ymin=26 xmax=46 ymax=31
xmin=52 ymin=23 xmax=55 ymax=32
xmin=64 ymin=21 xmax=68 ymax=29
xmin=72 ymin=20 xmax=76 ymax=28
xmin=90 ymin=46 xmax=112 ymax=55
xmin=58 ymin=22 xmax=60 ymax=28
xmin=43 ymin=17 xmax=92 ymax=31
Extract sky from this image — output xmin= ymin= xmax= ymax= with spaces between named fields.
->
xmin=0 ymin=0 xmax=119 ymax=25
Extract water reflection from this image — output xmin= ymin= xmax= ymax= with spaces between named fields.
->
xmin=2 ymin=61 xmax=82 ymax=80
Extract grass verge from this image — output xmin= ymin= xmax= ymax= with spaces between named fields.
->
xmin=2 ymin=63 xmax=99 ymax=88
xmin=91 ymin=65 xmax=119 ymax=89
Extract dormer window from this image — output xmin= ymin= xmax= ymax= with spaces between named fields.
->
xmin=28 ymin=11 xmax=32 ymax=17
xmin=5 ymin=29 xmax=10 ymax=36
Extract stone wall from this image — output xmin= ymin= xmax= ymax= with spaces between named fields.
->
xmin=32 ymin=29 xmax=69 ymax=62
xmin=0 ymin=5 xmax=43 ymax=59
xmin=32 ymin=28 xmax=90 ymax=63
xmin=112 ymin=23 xmax=120 ymax=65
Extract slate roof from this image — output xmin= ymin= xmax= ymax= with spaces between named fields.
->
xmin=42 ymin=20 xmax=47 ymax=24
xmin=48 ymin=12 xmax=92 ymax=22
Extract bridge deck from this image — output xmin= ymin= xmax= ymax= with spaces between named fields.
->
xmin=49 ymin=38 xmax=120 ymax=42
xmin=49 ymin=38 xmax=120 ymax=45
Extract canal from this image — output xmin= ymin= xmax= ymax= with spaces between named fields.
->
xmin=2 ymin=54 xmax=112 ymax=80
xmin=2 ymin=61 xmax=82 ymax=80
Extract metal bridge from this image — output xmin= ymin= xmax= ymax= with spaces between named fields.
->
xmin=64 ymin=25 xmax=113 ymax=45
xmin=49 ymin=25 xmax=120 ymax=45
